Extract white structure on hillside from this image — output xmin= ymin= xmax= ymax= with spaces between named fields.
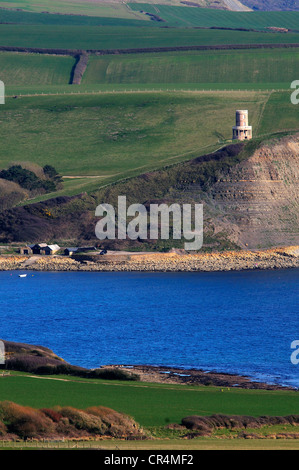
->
xmin=232 ymin=110 xmax=252 ymax=141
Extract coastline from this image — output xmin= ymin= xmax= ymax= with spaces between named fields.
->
xmin=0 ymin=246 xmax=298 ymax=272
xmin=104 ymin=364 xmax=297 ymax=391
xmin=2 ymin=340 xmax=295 ymax=391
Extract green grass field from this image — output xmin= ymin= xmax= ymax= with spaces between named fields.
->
xmin=2 ymin=47 xmax=296 ymax=89
xmin=1 ymin=372 xmax=299 ymax=449
xmin=0 ymin=9 xmax=151 ymax=28
xmin=0 ymin=90 xmax=267 ymax=178
xmin=0 ymin=0 xmax=148 ymax=20
xmin=82 ymin=49 xmax=299 ymax=87
xmin=129 ymin=3 xmax=299 ymax=30
xmin=2 ymin=1 xmax=299 ymax=31
xmin=0 ymin=52 xmax=75 ymax=86
xmin=0 ymin=373 xmax=298 ymax=428
xmin=0 ymin=89 xmax=297 ymax=200
xmin=1 ymin=25 xmax=299 ymax=50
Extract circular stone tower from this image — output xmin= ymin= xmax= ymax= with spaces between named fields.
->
xmin=232 ymin=110 xmax=252 ymax=141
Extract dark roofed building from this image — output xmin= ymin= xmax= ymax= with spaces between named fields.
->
xmin=64 ymin=247 xmax=79 ymax=256
xmin=41 ymin=244 xmax=60 ymax=255
xmin=19 ymin=244 xmax=35 ymax=255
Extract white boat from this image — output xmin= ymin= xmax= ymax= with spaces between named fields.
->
xmin=19 ymin=274 xmax=27 ymax=278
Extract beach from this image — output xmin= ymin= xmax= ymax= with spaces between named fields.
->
xmin=0 ymin=246 xmax=299 ymax=273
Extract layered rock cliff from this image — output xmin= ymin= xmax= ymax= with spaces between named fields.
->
xmin=206 ymin=134 xmax=299 ymax=248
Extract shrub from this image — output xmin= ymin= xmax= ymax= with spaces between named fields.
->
xmin=0 ymin=401 xmax=54 ymax=439
xmin=0 ymin=164 xmax=62 ymax=198
xmin=0 ymin=165 xmax=43 ymax=191
xmin=57 ymin=407 xmax=105 ymax=434
xmin=86 ymin=406 xmax=143 ymax=438
xmin=0 ymin=421 xmax=7 ymax=436
xmin=40 ymin=408 xmax=62 ymax=423
xmin=5 ymin=355 xmax=64 ymax=373
xmin=88 ymin=368 xmax=140 ymax=381
xmin=181 ymin=414 xmax=299 ymax=434
xmin=0 ymin=401 xmax=144 ymax=440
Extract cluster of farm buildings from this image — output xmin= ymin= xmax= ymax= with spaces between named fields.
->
xmin=19 ymin=244 xmax=98 ymax=256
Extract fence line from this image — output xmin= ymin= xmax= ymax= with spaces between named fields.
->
xmin=0 ymin=439 xmax=116 ymax=449
xmin=8 ymin=88 xmax=288 ymax=98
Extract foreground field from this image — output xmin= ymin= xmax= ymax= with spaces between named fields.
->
xmin=0 ymin=372 xmax=299 ymax=449
xmin=0 ymin=373 xmax=298 ymax=427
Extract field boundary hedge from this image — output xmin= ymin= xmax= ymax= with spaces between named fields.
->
xmin=1 ymin=42 xmax=299 ymax=58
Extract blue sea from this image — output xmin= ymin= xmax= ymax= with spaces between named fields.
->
xmin=0 ymin=268 xmax=298 ymax=388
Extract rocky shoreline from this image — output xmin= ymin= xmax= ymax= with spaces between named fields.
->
xmin=0 ymin=246 xmax=298 ymax=272
xmin=104 ymin=364 xmax=295 ymax=391
xmin=2 ymin=340 xmax=295 ymax=391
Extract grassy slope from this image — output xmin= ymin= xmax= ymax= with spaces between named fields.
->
xmin=0 ymin=91 xmax=267 ymax=177
xmin=0 ymin=0 xmax=147 ymax=19
xmin=2 ymin=2 xmax=299 ymax=29
xmin=129 ymin=3 xmax=299 ymax=29
xmin=82 ymin=48 xmax=299 ymax=87
xmin=2 ymin=47 xmax=297 ymax=89
xmin=0 ymin=373 xmax=298 ymax=427
xmin=0 ymin=6 xmax=298 ymax=201
xmin=1 ymin=89 xmax=297 ymax=202
xmin=1 ymin=25 xmax=299 ymax=50
xmin=0 ymin=52 xmax=75 ymax=86
xmin=257 ymin=91 xmax=299 ymax=136
xmin=0 ymin=6 xmax=152 ymax=26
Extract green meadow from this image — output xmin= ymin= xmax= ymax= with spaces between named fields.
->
xmin=0 ymin=90 xmax=268 ymax=178
xmin=1 ymin=25 xmax=299 ymax=50
xmin=0 ymin=52 xmax=75 ymax=86
xmin=0 ymin=373 xmax=298 ymax=428
xmin=0 ymin=0 xmax=148 ymax=19
xmin=2 ymin=1 xmax=299 ymax=30
xmin=0 ymin=89 xmax=297 ymax=200
xmin=2 ymin=47 xmax=297 ymax=90
xmin=129 ymin=3 xmax=299 ymax=30
xmin=82 ymin=48 xmax=299 ymax=87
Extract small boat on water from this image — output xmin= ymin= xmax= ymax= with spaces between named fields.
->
xmin=19 ymin=274 xmax=27 ymax=278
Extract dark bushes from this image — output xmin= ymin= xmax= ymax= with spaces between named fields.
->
xmin=1 ymin=340 xmax=139 ymax=381
xmin=0 ymin=401 xmax=144 ymax=440
xmin=88 ymin=368 xmax=140 ymax=381
xmin=71 ymin=53 xmax=89 ymax=84
xmin=0 ymin=165 xmax=56 ymax=193
xmin=181 ymin=414 xmax=299 ymax=435
xmin=0 ymin=402 xmax=54 ymax=439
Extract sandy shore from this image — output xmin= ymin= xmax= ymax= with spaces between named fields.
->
xmin=0 ymin=246 xmax=298 ymax=272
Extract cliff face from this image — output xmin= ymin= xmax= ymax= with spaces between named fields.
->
xmin=0 ymin=134 xmax=298 ymax=252
xmin=207 ymin=134 xmax=299 ymax=248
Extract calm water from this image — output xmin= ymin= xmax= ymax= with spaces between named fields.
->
xmin=0 ymin=269 xmax=298 ymax=387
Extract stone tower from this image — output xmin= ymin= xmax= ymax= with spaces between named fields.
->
xmin=232 ymin=110 xmax=252 ymax=141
